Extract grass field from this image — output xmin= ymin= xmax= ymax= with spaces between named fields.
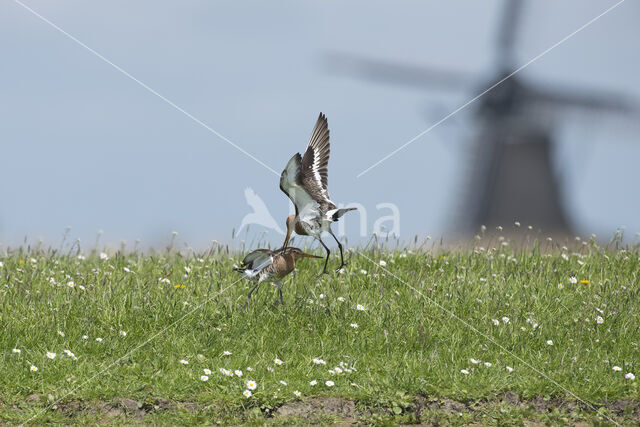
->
xmin=1 ymin=234 xmax=639 ymax=425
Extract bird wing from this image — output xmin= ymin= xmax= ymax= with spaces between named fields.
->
xmin=241 ymin=249 xmax=274 ymax=271
xmin=279 ymin=153 xmax=322 ymax=223
xmin=300 ymin=113 xmax=333 ymax=208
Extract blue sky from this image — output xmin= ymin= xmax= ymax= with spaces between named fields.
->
xmin=1 ymin=0 xmax=639 ymax=250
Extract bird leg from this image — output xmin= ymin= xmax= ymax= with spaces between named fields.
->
xmin=276 ymin=281 xmax=284 ymax=305
xmin=329 ymin=229 xmax=346 ymax=271
xmin=246 ymin=281 xmax=261 ymax=307
xmin=317 ymin=237 xmax=331 ymax=277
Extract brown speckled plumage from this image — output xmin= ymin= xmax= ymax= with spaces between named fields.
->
xmin=234 ymin=247 xmax=320 ymax=305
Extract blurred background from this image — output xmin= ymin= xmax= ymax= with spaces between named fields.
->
xmin=1 ymin=0 xmax=639 ymax=250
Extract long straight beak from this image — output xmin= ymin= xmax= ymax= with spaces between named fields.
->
xmin=301 ymin=252 xmax=322 ymax=258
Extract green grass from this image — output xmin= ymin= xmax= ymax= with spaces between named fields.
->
xmin=1 ymin=236 xmax=639 ymax=424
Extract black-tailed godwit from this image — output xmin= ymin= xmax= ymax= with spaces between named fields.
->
xmin=279 ymin=113 xmax=356 ymax=275
xmin=234 ymin=247 xmax=320 ymax=305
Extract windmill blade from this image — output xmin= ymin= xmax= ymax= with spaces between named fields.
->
xmin=525 ymin=81 xmax=638 ymax=114
xmin=495 ymin=0 xmax=524 ymax=71
xmin=323 ymin=52 xmax=473 ymax=91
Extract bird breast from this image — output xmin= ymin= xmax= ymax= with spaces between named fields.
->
xmin=269 ymin=254 xmax=296 ymax=279
xmin=294 ymin=219 xmax=310 ymax=236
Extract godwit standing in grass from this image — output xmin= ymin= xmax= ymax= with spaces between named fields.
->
xmin=234 ymin=247 xmax=321 ymax=305
xmin=279 ymin=113 xmax=356 ymax=275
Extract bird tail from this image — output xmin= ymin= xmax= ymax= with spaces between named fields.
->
xmin=329 ymin=207 xmax=357 ymax=221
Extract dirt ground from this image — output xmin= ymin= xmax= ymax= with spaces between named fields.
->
xmin=8 ymin=393 xmax=638 ymax=425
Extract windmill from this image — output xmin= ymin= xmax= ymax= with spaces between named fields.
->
xmin=326 ymin=0 xmax=636 ymax=236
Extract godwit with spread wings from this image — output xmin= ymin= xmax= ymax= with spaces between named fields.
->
xmin=279 ymin=113 xmax=356 ymax=275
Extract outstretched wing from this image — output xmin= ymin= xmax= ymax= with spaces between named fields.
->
xmin=300 ymin=113 xmax=333 ymax=207
xmin=279 ymin=153 xmax=322 ymax=223
xmin=241 ymin=249 xmax=274 ymax=271
xmin=279 ymin=153 xmax=302 ymax=216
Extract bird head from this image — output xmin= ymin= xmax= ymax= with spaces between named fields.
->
xmin=287 ymin=247 xmax=321 ymax=261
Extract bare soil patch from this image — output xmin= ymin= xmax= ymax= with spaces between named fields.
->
xmin=275 ymin=396 xmax=357 ymax=421
xmin=21 ymin=394 xmax=636 ymax=424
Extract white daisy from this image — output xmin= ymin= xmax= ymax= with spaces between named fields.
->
xmin=596 ymin=316 xmax=604 ymax=324
xmin=337 ymin=297 xmax=345 ymax=302
xmin=46 ymin=352 xmax=56 ymax=359
xmin=356 ymin=304 xmax=366 ymax=311
xmin=501 ymin=317 xmax=510 ymax=324
xmin=100 ymin=252 xmax=109 ymax=260
xmin=243 ymin=390 xmax=252 ymax=398
xmin=234 ymin=370 xmax=243 ymax=377
xmin=484 ymin=362 xmax=492 ymax=367
xmin=30 ymin=365 xmax=38 ymax=372
xmin=274 ymin=358 xmax=283 ymax=365
xmin=469 ymin=358 xmax=480 ymax=364
xmin=201 ymin=375 xmax=209 ymax=381
xmin=546 ymin=340 xmax=554 ymax=346
xmin=625 ymin=373 xmax=635 ymax=380
xmin=379 ymin=260 xmax=387 ymax=267
xmin=179 ymin=359 xmax=189 ymax=365
xmin=246 ymin=380 xmax=257 ymax=390
xmin=293 ymin=390 xmax=301 ymax=397
xmin=613 ymin=366 xmax=622 ymax=372
xmin=58 ymin=330 xmax=65 ymax=337
xmin=119 ymin=330 xmax=127 ymax=337
xmin=492 ymin=319 xmax=500 ymax=326
xmin=569 ymin=276 xmax=577 ymax=284
xmin=460 ymin=369 xmax=470 ymax=375
xmin=350 ymin=323 xmax=358 ymax=329
xmin=223 ymin=350 xmax=232 ymax=356
xmin=279 ymin=380 xmax=287 ymax=386
xmin=247 ymin=367 xmax=253 ymax=372
xmin=309 ymin=379 xmax=317 ymax=386
xmin=325 ymin=380 xmax=334 ymax=387
xmin=95 ymin=337 xmax=103 ymax=342
xmin=506 ymin=366 xmax=514 ymax=373
xmin=12 ymin=348 xmax=21 ymax=354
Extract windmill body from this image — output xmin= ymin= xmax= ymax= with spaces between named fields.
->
xmin=327 ymin=0 xmax=635 ymax=237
